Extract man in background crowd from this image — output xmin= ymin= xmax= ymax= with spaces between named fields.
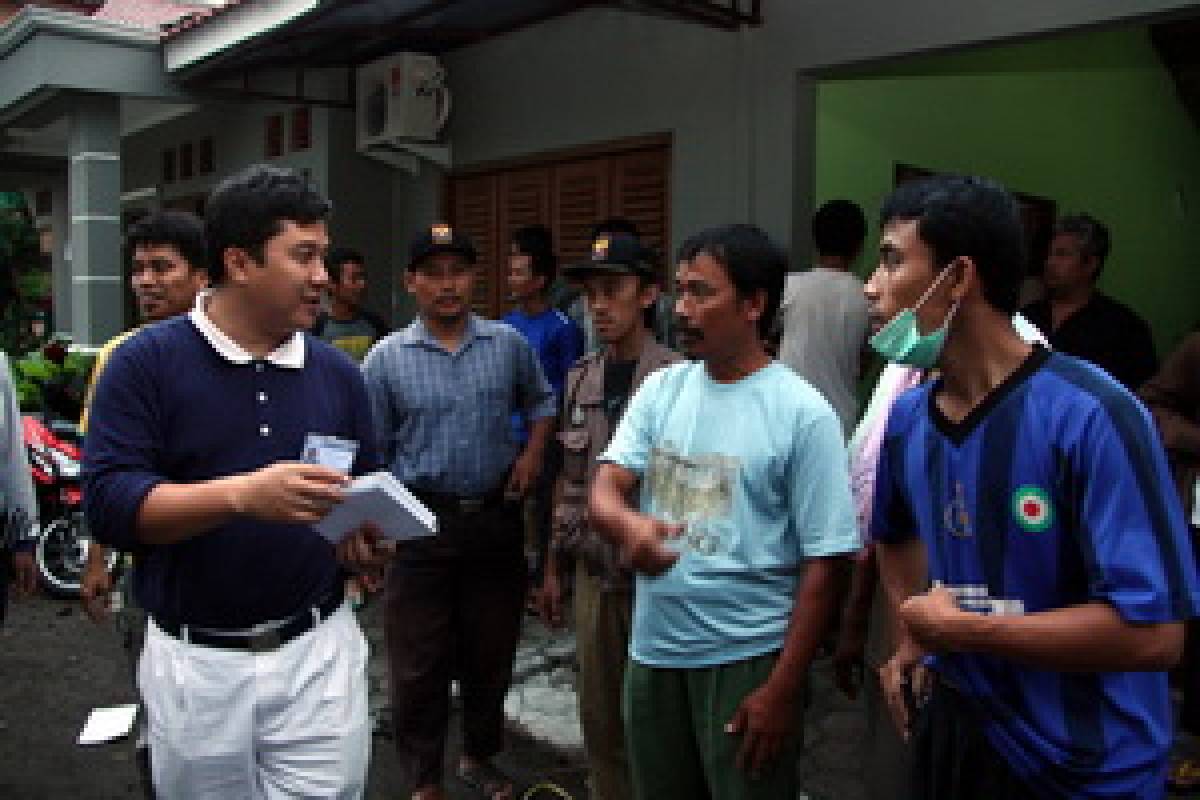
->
xmin=565 ymin=219 xmax=676 ymax=353
xmin=311 ymin=246 xmax=389 ymax=362
xmin=78 ymin=209 xmax=209 ymax=798
xmin=1 ymin=349 xmax=38 ymax=624
xmin=537 ymin=232 xmax=680 ymax=799
xmin=80 ymin=210 xmax=210 ymax=619
xmin=776 ymin=199 xmax=870 ymax=435
xmin=503 ymin=224 xmax=584 ymax=579
xmin=1021 ymin=213 xmax=1157 ymax=390
xmin=364 ymin=223 xmax=555 ymax=800
xmin=1140 ymin=331 xmax=1200 ymax=792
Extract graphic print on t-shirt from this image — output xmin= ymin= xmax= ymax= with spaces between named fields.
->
xmin=329 ymin=334 xmax=374 ymax=363
xmin=646 ymin=440 xmax=739 ymax=556
xmin=1012 ymin=485 xmax=1054 ymax=532
xmin=943 ymin=480 xmax=973 ymax=539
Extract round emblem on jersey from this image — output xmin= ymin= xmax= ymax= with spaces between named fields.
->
xmin=1012 ymin=486 xmax=1053 ymax=532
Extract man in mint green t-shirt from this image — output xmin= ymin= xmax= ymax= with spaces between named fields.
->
xmin=591 ymin=224 xmax=860 ymax=800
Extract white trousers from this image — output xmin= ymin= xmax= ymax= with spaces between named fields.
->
xmin=139 ymin=603 xmax=370 ymax=799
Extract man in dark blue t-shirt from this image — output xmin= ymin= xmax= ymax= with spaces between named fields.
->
xmin=83 ymin=164 xmax=387 ymax=798
xmin=503 ymin=224 xmax=584 ymax=439
xmin=866 ymin=175 xmax=1200 ymax=799
xmin=502 ymin=225 xmax=584 ymax=583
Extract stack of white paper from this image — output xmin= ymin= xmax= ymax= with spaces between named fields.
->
xmin=78 ymin=704 xmax=139 ymax=746
xmin=315 ymin=471 xmax=438 ymax=544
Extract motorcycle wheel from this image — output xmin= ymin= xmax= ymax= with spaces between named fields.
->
xmin=34 ymin=513 xmax=116 ymax=598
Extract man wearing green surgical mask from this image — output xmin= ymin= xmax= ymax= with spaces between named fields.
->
xmin=862 ymin=175 xmax=1200 ymax=800
xmin=867 ymin=258 xmax=959 ymax=369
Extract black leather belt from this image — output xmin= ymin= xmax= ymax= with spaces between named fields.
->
xmin=152 ymin=589 xmax=343 ymax=653
xmin=412 ymin=486 xmax=507 ymax=517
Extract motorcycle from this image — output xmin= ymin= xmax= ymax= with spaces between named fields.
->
xmin=23 ymin=414 xmax=115 ymax=597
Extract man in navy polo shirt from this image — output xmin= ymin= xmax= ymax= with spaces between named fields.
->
xmin=868 ymin=174 xmax=1200 ymax=799
xmin=83 ymin=164 xmax=385 ymax=799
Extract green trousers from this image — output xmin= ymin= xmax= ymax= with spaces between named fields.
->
xmin=574 ymin=563 xmax=634 ymax=800
xmin=622 ymin=650 xmax=800 ymax=800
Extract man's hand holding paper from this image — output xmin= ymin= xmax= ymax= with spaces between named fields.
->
xmin=229 ymin=462 xmax=348 ymax=525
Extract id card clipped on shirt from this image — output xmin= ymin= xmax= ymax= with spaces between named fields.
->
xmin=302 ymin=433 xmax=358 ymax=474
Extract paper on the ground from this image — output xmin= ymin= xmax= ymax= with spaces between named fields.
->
xmin=78 ymin=704 xmax=138 ymax=746
xmin=315 ymin=471 xmax=438 ymax=544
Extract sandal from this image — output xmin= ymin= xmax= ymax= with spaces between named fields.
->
xmin=1169 ymin=757 xmax=1200 ymax=793
xmin=456 ymin=759 xmax=515 ymax=800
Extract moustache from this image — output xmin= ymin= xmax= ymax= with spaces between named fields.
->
xmin=675 ymin=326 xmax=704 ymax=341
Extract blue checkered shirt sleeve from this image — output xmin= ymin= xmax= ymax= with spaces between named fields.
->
xmin=362 ymin=318 xmax=555 ymax=495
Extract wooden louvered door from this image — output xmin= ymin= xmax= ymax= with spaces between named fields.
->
xmin=448 ymin=174 xmax=498 ymax=315
xmin=553 ymin=159 xmax=612 ymax=281
xmin=446 ymin=138 xmax=670 ymax=318
xmin=496 ymin=167 xmax=552 ymax=316
xmin=610 ymin=149 xmax=670 ymax=264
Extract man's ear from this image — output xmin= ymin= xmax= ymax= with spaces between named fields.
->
xmin=222 ymin=247 xmax=256 ymax=286
xmin=742 ymin=287 xmax=768 ymax=325
xmin=950 ymin=256 xmax=977 ymax=305
xmin=639 ymin=281 xmax=660 ymax=310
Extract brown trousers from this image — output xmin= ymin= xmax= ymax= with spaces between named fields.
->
xmin=574 ymin=562 xmax=634 ymax=800
xmin=386 ymin=502 xmax=527 ymax=789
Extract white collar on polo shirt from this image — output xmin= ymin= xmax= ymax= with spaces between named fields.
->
xmin=188 ymin=290 xmax=306 ymax=369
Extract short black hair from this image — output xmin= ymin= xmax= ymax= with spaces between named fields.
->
xmin=205 ymin=164 xmax=331 ymax=283
xmin=676 ymin=224 xmax=787 ymax=338
xmin=880 ymin=175 xmax=1026 ymax=314
xmin=325 ymin=246 xmax=364 ymax=283
xmin=512 ymin=224 xmax=556 ymax=288
xmin=591 ymin=217 xmax=639 ymax=240
xmin=812 ymin=199 xmax=866 ymax=259
xmin=126 ymin=210 xmax=207 ymax=275
xmin=1054 ymin=213 xmax=1110 ymax=279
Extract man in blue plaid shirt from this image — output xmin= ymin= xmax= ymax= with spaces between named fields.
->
xmin=363 ymin=223 xmax=556 ymax=800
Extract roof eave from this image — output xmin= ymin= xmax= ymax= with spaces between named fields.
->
xmin=163 ymin=0 xmax=322 ymax=74
xmin=0 ymin=5 xmax=159 ymax=59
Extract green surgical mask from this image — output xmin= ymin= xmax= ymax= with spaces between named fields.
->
xmin=869 ymin=264 xmax=960 ymax=369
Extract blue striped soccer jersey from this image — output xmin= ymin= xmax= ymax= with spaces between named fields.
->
xmin=872 ymin=345 xmax=1200 ymax=799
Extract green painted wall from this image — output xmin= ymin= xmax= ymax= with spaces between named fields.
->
xmin=816 ymin=27 xmax=1200 ymax=355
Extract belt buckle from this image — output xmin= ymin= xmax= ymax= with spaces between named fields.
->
xmin=247 ymin=628 xmax=283 ymax=654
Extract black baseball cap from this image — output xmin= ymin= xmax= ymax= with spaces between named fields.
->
xmin=563 ymin=232 xmax=655 ymax=279
xmin=408 ymin=223 xmax=477 ymax=269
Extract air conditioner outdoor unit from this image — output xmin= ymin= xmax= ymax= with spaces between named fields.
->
xmin=357 ymin=52 xmax=451 ymax=149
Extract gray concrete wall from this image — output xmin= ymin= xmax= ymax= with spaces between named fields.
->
xmin=122 ymin=102 xmax=330 ymax=209
xmin=326 ymin=108 xmax=398 ymax=323
xmin=442 ymin=1 xmax=1200 ymax=261
xmin=388 ymin=165 xmax=443 ymax=328
xmin=443 ymin=12 xmax=746 ymax=258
